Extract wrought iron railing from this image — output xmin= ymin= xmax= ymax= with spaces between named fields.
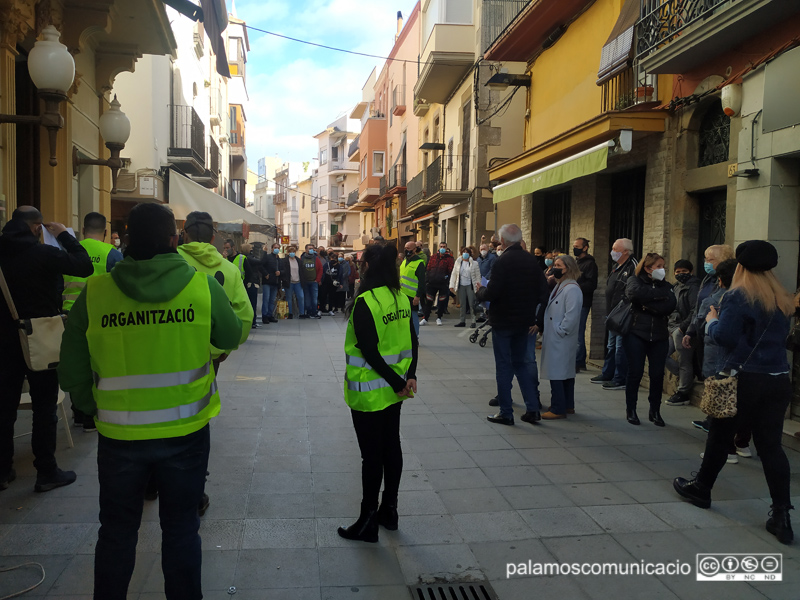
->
xmin=347 ymin=189 xmax=359 ymax=207
xmin=426 ymin=155 xmax=472 ymax=197
xmin=407 ymin=170 xmax=425 ymax=208
xmin=481 ymin=0 xmax=531 ymax=53
xmin=388 ymin=164 xmax=407 ymax=189
xmin=392 ymin=85 xmax=406 ymax=114
xmin=169 ymin=105 xmax=205 ymax=165
xmin=600 ymin=66 xmax=657 ymax=112
xmin=379 ymin=175 xmax=387 ymax=197
xmin=636 ymin=0 xmax=730 ymax=59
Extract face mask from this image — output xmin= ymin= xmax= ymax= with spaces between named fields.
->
xmin=704 ymin=262 xmax=716 ymax=275
xmin=462 ymin=252 xmax=470 ymax=260
xmin=480 ymin=250 xmax=488 ymax=257
xmin=496 ymin=249 xmax=503 ymax=256
xmin=405 ymin=249 xmax=415 ymax=257
xmin=308 ymin=249 xmax=315 ymax=255
xmin=439 ymin=248 xmax=446 ymax=254
xmin=675 ymin=272 xmax=691 ymax=284
xmin=338 ymin=257 xmax=344 ymax=262
xmin=552 ymin=268 xmax=564 ymax=279
xmin=573 ymin=247 xmax=583 ymax=257
xmin=610 ymin=250 xmax=623 ymax=262
xmin=113 ymin=239 xmax=121 ymax=247
xmin=289 ymin=252 xmax=295 ymax=258
xmin=273 ymin=248 xmax=280 ymax=254
xmin=651 ymin=268 xmax=666 ymax=281
xmin=544 ymin=258 xmax=553 ymax=267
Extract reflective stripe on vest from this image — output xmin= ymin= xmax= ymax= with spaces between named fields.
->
xmin=93 ymin=361 xmax=211 ymax=391
xmin=97 ymin=380 xmax=217 ymax=425
xmin=345 ymin=349 xmax=413 ymax=369
xmin=63 ymin=239 xmax=114 ymax=311
xmin=399 ymin=259 xmax=419 ymax=298
xmin=342 ymin=286 xmax=413 ymax=412
xmin=85 ymin=270 xmax=219 ymax=440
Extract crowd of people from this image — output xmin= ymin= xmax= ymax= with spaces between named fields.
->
xmin=0 ymin=204 xmax=796 ymax=598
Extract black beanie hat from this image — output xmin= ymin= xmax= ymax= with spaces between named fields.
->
xmin=735 ymin=240 xmax=778 ymax=273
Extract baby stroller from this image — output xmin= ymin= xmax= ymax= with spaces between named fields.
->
xmin=469 ymin=319 xmax=492 ymax=347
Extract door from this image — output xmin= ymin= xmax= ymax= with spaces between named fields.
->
xmin=609 ymin=168 xmax=646 ymax=271
xmin=696 ymin=190 xmax=727 ymax=269
xmin=543 ymin=189 xmax=571 ymax=253
xmin=460 ymin=101 xmax=471 ymax=191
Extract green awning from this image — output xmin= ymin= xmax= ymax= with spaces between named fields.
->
xmin=492 ymin=142 xmax=610 ymax=204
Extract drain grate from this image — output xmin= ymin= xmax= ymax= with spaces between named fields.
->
xmin=410 ymin=581 xmax=500 ymax=600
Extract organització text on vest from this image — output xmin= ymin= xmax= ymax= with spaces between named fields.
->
xmin=381 ymin=306 xmax=410 ymax=325
xmin=100 ymin=306 xmax=196 ymax=328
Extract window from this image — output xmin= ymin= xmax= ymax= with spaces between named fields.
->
xmin=302 ymin=196 xmax=305 ymax=209
xmin=361 ymin=158 xmax=367 ymax=181
xmin=320 ymin=185 xmax=327 ymax=200
xmin=301 ymin=222 xmax=305 ymax=237
xmin=543 ymin=190 xmax=572 ymax=256
xmin=291 ymin=197 xmax=296 ymax=210
xmin=331 ymin=145 xmax=339 ymax=161
xmin=372 ymin=151 xmax=385 ymax=175
xmin=330 ymin=223 xmax=338 ymax=236
xmin=319 ymin=222 xmax=326 ymax=237
xmin=320 ymin=149 xmax=327 ymax=165
xmin=698 ymin=101 xmax=731 ymax=168
xmin=229 ymin=106 xmax=237 ymax=124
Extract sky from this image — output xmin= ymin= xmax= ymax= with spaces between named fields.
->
xmin=231 ymin=0 xmax=418 ymax=168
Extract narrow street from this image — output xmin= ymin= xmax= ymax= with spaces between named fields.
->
xmin=1 ymin=317 xmax=799 ymax=599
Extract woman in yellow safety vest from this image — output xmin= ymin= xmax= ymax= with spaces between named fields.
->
xmin=338 ymin=243 xmax=418 ymax=543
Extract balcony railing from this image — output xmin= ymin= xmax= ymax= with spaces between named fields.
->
xmin=636 ymin=0 xmax=728 ymax=59
xmin=169 ymin=105 xmax=205 ymax=170
xmin=208 ymin=136 xmax=220 ymax=175
xmin=347 ymin=189 xmax=359 ymax=207
xmin=324 ymin=234 xmax=351 ymax=248
xmin=601 ymin=67 xmax=657 ymax=113
xmin=379 ymin=175 xmax=388 ymax=197
xmin=392 ymin=85 xmax=406 ymax=116
xmin=407 ymin=170 xmax=425 ymax=209
xmin=426 ymin=154 xmax=472 ymax=197
xmin=311 ymin=200 xmax=317 ymax=213
xmin=481 ymin=0 xmax=530 ymax=53
xmin=388 ymin=164 xmax=407 ymax=190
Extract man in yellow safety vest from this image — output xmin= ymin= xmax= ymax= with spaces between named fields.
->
xmin=58 ymin=202 xmax=242 ymax=598
xmin=399 ymin=241 xmax=426 ymax=337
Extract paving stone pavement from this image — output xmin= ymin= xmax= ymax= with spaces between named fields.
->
xmin=2 ymin=314 xmax=800 ymax=599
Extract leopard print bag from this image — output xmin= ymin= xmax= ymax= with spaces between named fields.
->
xmin=700 ymin=374 xmax=738 ymax=418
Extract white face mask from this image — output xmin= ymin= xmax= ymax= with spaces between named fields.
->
xmin=480 ymin=250 xmax=488 ymax=257
xmin=651 ymin=268 xmax=666 ymax=281
xmin=496 ymin=249 xmax=503 ymax=256
xmin=610 ymin=250 xmax=623 ymax=262
xmin=113 ymin=238 xmax=121 ymax=247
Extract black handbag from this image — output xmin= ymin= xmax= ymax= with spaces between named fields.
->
xmin=606 ymin=296 xmax=634 ymax=335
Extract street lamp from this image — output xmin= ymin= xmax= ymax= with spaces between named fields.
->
xmin=0 ymin=25 xmax=75 ymax=166
xmin=72 ymin=95 xmax=131 ymax=193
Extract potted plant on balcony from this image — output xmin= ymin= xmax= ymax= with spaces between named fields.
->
xmin=385 ymin=211 xmax=393 ymax=235
xmin=635 ymin=85 xmax=654 ymax=102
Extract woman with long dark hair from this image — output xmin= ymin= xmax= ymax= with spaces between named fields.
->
xmin=674 ymin=241 xmax=795 ymax=544
xmin=337 ymin=243 xmax=418 ymax=543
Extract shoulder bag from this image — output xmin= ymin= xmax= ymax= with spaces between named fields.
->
xmin=0 ymin=265 xmax=66 ymax=371
xmin=606 ymin=296 xmax=634 ymax=336
xmin=700 ymin=313 xmax=774 ymax=419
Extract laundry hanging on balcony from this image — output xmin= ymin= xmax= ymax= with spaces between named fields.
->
xmin=491 ymin=141 xmax=611 ymax=204
xmin=596 ymin=0 xmax=640 ymax=85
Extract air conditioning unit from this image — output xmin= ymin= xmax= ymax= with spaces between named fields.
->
xmin=336 ymin=175 xmax=346 ymax=182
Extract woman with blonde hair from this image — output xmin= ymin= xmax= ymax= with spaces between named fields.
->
xmin=674 ymin=241 xmax=795 ymax=545
xmin=539 ymin=254 xmax=583 ymax=419
xmin=623 ymin=252 xmax=677 ymax=426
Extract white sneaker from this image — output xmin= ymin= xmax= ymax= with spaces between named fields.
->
xmin=436 ymin=318 xmax=442 ymax=326
xmin=317 ymin=310 xmax=322 ymax=317
xmin=700 ymin=452 xmax=738 ymax=464
xmin=419 ymin=319 xmax=428 ymax=326
xmin=736 ymin=446 xmax=752 ymax=458
xmin=329 ymin=310 xmax=335 ymax=316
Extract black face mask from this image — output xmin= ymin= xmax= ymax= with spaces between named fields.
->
xmin=405 ymin=249 xmax=415 ymax=257
xmin=573 ymin=247 xmax=584 ymax=257
xmin=552 ymin=267 xmax=564 ymax=279
xmin=675 ymin=272 xmax=692 ymax=284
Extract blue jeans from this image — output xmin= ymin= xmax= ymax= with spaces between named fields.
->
xmin=549 ymin=379 xmax=575 ymax=415
xmin=303 ymin=281 xmax=319 ymax=316
xmin=288 ymin=282 xmax=305 ymax=316
xmin=601 ymin=329 xmax=628 ymax=384
xmin=576 ymin=306 xmax=590 ymax=366
xmin=95 ymin=426 xmax=210 ymax=599
xmin=262 ymin=284 xmax=278 ymax=318
xmin=492 ymin=328 xmax=541 ymax=419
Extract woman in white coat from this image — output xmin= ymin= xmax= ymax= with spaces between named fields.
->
xmin=539 ymin=254 xmax=583 ymax=419
xmin=449 ymin=246 xmax=482 ymax=328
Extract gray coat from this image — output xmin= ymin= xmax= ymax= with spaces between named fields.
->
xmin=539 ymin=279 xmax=583 ymax=381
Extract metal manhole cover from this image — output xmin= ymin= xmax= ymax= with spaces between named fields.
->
xmin=410 ymin=581 xmax=499 ymax=600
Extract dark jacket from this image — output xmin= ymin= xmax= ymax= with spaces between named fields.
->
xmin=668 ymin=275 xmax=701 ymax=333
xmin=260 ymin=251 xmax=282 ymax=286
xmin=686 ymin=273 xmax=718 ymax=337
xmin=477 ymin=250 xmax=497 ymax=279
xmin=228 ymin=252 xmax=260 ymax=287
xmin=707 ymin=289 xmax=790 ymax=374
xmin=426 ymin=251 xmax=454 ymax=287
xmin=576 ymin=254 xmax=598 ymax=308
xmin=625 ymin=272 xmax=677 ymax=342
xmin=476 ymin=244 xmax=549 ymax=331
xmin=280 ymin=255 xmax=309 ymax=286
xmin=0 ymin=220 xmax=92 ymax=342
xmin=402 ymin=254 xmax=426 ymax=297
xmin=605 ymin=255 xmax=638 ymax=314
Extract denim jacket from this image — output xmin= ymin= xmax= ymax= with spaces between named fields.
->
xmin=706 ymin=288 xmax=790 ymax=374
xmin=701 ymin=288 xmax=727 ymax=378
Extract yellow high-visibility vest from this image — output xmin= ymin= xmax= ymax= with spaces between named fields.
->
xmin=63 ymin=238 xmax=115 ymax=312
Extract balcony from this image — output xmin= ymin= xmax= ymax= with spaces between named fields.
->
xmin=168 ymin=105 xmax=205 ymax=175
xmin=636 ymin=0 xmax=798 ymax=74
xmin=379 ymin=164 xmax=407 ymax=199
xmin=192 ymin=136 xmax=220 ymax=188
xmin=419 ymin=155 xmax=473 ymax=207
xmin=414 ymin=24 xmax=475 ymax=104
xmin=406 ymin=170 xmax=425 ymax=211
xmin=481 ymin=0 xmax=531 ymax=53
xmin=324 ymin=234 xmax=352 ymax=249
xmin=210 ymin=87 xmax=223 ymax=126
xmin=347 ymin=189 xmax=359 ymax=207
xmin=328 ymin=197 xmax=348 ymax=213
xmin=311 ymin=200 xmax=317 ymax=213
xmin=392 ymin=85 xmax=406 ymax=116
xmin=600 ymin=67 xmax=658 ymax=113
xmin=274 ymin=190 xmax=287 ymax=206
xmin=329 ymin=159 xmax=357 ymax=175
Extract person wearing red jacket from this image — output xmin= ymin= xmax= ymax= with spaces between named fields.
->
xmin=301 ymin=244 xmax=324 ymax=318
xmin=421 ymin=241 xmax=455 ymax=326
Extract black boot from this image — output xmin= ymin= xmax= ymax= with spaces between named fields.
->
xmin=626 ymin=409 xmax=640 ymax=425
xmin=766 ymin=504 xmax=794 ymax=545
xmin=649 ymin=408 xmax=665 ymax=427
xmin=377 ymin=501 xmax=398 ymax=531
xmin=673 ymin=476 xmax=711 ymax=509
xmin=337 ymin=503 xmax=379 ymax=542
